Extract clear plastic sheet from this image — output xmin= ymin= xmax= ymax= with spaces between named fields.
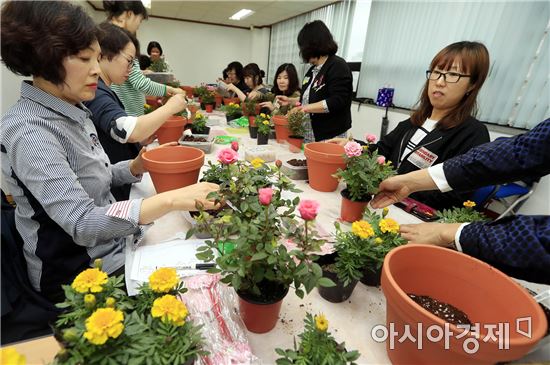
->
xmin=181 ymin=274 xmax=259 ymax=365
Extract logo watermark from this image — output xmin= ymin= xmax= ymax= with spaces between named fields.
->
xmin=371 ymin=317 xmax=532 ymax=353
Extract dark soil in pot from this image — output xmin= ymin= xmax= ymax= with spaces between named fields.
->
xmin=408 ymin=294 xmax=473 ymax=326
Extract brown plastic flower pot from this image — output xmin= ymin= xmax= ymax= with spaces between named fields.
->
xmin=215 ymin=94 xmax=223 ymax=108
xmin=317 ymin=253 xmax=359 ymax=303
xmin=304 ymin=142 xmax=346 ymax=192
xmin=288 ymin=136 xmax=304 ymax=153
xmin=204 ymin=104 xmax=214 ymax=113
xmin=340 ymin=189 xmax=371 ymax=223
xmin=181 ymin=85 xmax=194 ymax=98
xmin=142 ymin=146 xmax=204 ymax=193
xmin=156 ymin=115 xmax=187 ymax=144
xmin=360 ymin=265 xmax=382 ymax=286
xmin=382 ymin=244 xmax=548 ymax=364
xmin=272 ymin=115 xmax=289 ymax=143
xmin=237 ymin=286 xmax=289 ymax=333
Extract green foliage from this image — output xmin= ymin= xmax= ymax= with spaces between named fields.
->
xmin=335 ymin=146 xmax=396 ymax=202
xmin=436 ymin=203 xmax=489 ymax=223
xmin=256 ymin=113 xmax=272 ymax=135
xmin=275 ymin=313 xmax=360 ymax=365
xmin=287 ymin=109 xmax=306 ymax=137
xmin=221 ymin=102 xmax=242 ymax=118
xmin=144 ymin=103 xmax=154 ymax=114
xmin=243 ymin=98 xmax=258 ymax=115
xmin=257 ymin=92 xmax=276 ymax=103
xmin=191 ymin=111 xmax=208 ymax=133
xmin=191 ymin=159 xmax=329 ymax=299
xmin=149 ymin=58 xmax=169 ymax=72
xmin=193 ymin=85 xmax=208 ymax=99
xmin=53 ymin=270 xmax=205 ymax=365
xmin=355 ymin=210 xmax=407 ymax=272
xmin=201 ymin=91 xmax=215 ymax=105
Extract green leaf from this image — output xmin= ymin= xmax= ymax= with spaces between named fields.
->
xmin=318 ymin=277 xmax=336 ymax=287
xmin=251 ymin=252 xmax=268 ymax=261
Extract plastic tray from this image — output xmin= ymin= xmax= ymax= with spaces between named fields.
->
xmin=178 ymin=134 xmax=214 ymax=154
xmin=244 ymin=145 xmax=276 ymax=163
xmin=279 ymin=153 xmax=308 ymax=180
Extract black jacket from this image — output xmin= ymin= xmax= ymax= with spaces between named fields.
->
xmin=376 ymin=116 xmax=490 ymax=210
xmin=301 ymin=55 xmax=353 ymax=141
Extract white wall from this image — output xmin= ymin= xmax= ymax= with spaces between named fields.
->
xmin=349 ymin=103 xmax=550 ymax=216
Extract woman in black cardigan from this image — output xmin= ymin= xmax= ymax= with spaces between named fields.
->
xmin=276 ymin=20 xmax=353 ymax=142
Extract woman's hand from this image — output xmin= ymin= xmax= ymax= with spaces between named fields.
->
xmin=400 ymin=222 xmax=462 ymax=247
xmin=248 ymin=90 xmax=261 ymax=100
xmin=371 ymin=170 xmax=438 ymax=209
xmin=167 ymin=86 xmax=184 ymax=96
xmin=276 ymin=95 xmax=290 ymax=106
xmin=164 ymin=93 xmax=187 ymax=115
xmin=258 ymin=101 xmax=275 ymax=111
xmin=169 ymin=182 xmax=220 ymax=211
xmin=130 ymin=142 xmax=178 ymax=176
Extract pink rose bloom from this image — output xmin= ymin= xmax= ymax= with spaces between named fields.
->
xmin=365 ymin=134 xmax=377 ymax=143
xmin=298 ymin=199 xmax=320 ymax=221
xmin=258 ymin=188 xmax=274 ymax=206
xmin=377 ymin=155 xmax=386 ymax=165
xmin=217 ymin=148 xmax=239 ymax=165
xmin=231 ymin=141 xmax=239 ymax=152
xmin=344 ymin=141 xmax=363 ymax=157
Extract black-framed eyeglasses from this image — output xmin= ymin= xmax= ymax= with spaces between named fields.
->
xmin=120 ymin=52 xmax=135 ymax=69
xmin=426 ymin=70 xmax=470 ymax=83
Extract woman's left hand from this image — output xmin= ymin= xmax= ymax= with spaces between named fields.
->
xmin=248 ymin=90 xmax=260 ymax=100
xmin=258 ymin=101 xmax=274 ymax=111
xmin=399 ymin=222 xmax=463 ymax=247
xmin=130 ymin=142 xmax=178 ymax=176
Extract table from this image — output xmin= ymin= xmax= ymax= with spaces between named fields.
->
xmin=6 ymin=119 xmax=549 ymax=364
xmin=127 ymin=122 xmax=550 ymax=363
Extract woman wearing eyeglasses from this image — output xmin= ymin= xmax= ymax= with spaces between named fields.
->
xmin=330 ymin=41 xmax=490 ymax=210
xmin=83 ymin=23 xmax=187 ymax=200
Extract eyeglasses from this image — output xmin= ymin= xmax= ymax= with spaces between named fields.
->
xmin=119 ymin=52 xmax=135 ymax=69
xmin=426 ymin=70 xmax=470 ymax=83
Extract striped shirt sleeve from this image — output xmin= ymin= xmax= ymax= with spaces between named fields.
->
xmin=5 ymin=119 xmax=143 ymax=247
xmin=127 ymin=60 xmax=166 ymax=97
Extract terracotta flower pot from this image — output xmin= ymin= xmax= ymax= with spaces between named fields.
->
xmin=156 ymin=115 xmax=187 ymax=144
xmin=142 ymin=146 xmax=204 ymax=193
xmin=272 ymin=115 xmax=290 ymax=143
xmin=304 ymin=142 xmax=346 ymax=192
xmin=181 ymin=85 xmax=194 ymax=98
xmin=382 ymin=245 xmax=548 ymax=364
xmin=317 ymin=253 xmax=359 ymax=303
xmin=248 ymin=116 xmax=256 ymax=127
xmin=287 ymin=136 xmax=304 ymax=153
xmin=237 ymin=286 xmax=289 ymax=333
xmin=145 ymin=96 xmax=161 ymax=109
xmin=214 ymin=94 xmax=222 ymax=108
xmin=223 ymin=97 xmax=240 ymax=105
xmin=204 ymin=104 xmax=214 ymax=113
xmin=340 ymin=189 xmax=371 ymax=223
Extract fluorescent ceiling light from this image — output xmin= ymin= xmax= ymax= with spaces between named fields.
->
xmin=141 ymin=0 xmax=151 ymax=9
xmin=229 ymin=9 xmax=254 ymax=20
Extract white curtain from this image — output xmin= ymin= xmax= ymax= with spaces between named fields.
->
xmin=356 ymin=1 xmax=550 ymax=129
xmin=268 ymin=0 xmax=355 ymax=83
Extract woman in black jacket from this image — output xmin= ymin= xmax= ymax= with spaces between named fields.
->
xmin=277 ymin=20 xmax=353 ymax=142
xmin=331 ymin=41 xmax=491 ymax=210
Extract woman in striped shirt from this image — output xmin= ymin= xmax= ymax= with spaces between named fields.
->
xmin=0 ymin=1 xmax=218 ymax=303
xmin=103 ymin=1 xmax=185 ymax=116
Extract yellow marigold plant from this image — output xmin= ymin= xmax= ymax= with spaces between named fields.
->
xmin=436 ymin=200 xmax=489 ymax=223
xmin=275 ymin=313 xmax=360 ymax=364
xmin=0 ymin=347 xmax=26 ymax=365
xmin=52 ymin=264 xmax=205 ymax=365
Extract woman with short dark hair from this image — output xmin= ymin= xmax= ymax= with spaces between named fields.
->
xmin=104 ymin=1 xmax=184 ymax=116
xmin=223 ymin=61 xmax=250 ymax=94
xmin=277 ymin=20 xmax=353 ymax=142
xmin=83 ymin=23 xmax=187 ymax=200
xmin=147 ymin=41 xmax=163 ymax=61
xmin=225 ymin=63 xmax=269 ymax=102
xmin=1 ymin=1 xmax=218 ymax=303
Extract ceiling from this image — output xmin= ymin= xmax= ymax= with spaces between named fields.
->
xmin=87 ymin=1 xmax=339 ymax=29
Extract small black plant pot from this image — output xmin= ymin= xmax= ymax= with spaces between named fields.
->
xmin=226 ymin=114 xmax=242 ymax=122
xmin=317 ymin=253 xmax=358 ymax=303
xmin=257 ymin=132 xmax=269 ymax=145
xmin=191 ymin=126 xmax=210 ymax=135
xmin=249 ymin=126 xmax=258 ymax=139
xmin=360 ymin=266 xmax=382 ymax=286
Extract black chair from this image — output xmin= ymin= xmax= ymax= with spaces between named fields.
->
xmin=1 ymin=191 xmax=60 ymax=345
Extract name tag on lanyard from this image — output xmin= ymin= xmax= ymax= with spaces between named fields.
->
xmin=407 ymin=147 xmax=438 ymax=169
